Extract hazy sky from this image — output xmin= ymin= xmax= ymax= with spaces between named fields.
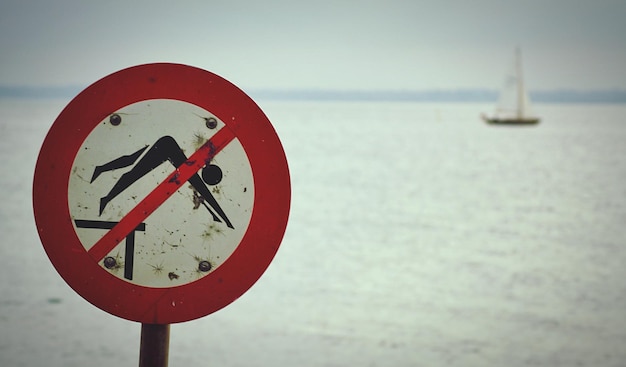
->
xmin=1 ymin=0 xmax=625 ymax=91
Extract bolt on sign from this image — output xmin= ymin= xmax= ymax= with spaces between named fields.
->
xmin=33 ymin=63 xmax=291 ymax=324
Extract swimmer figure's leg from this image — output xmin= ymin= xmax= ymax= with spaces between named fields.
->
xmin=90 ymin=146 xmax=148 ymax=183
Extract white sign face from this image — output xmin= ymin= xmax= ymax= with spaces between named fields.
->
xmin=68 ymin=99 xmax=254 ymax=288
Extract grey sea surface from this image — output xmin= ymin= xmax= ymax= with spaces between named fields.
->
xmin=1 ymin=98 xmax=625 ymax=366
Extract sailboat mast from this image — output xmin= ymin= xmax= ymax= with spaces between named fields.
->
xmin=516 ymin=47 xmax=525 ymax=119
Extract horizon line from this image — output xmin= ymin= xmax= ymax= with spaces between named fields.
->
xmin=1 ymin=85 xmax=625 ymax=103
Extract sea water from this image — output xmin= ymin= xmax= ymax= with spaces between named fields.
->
xmin=1 ymin=98 xmax=626 ymax=366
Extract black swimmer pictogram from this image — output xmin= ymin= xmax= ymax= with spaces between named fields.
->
xmin=90 ymin=135 xmax=233 ymax=229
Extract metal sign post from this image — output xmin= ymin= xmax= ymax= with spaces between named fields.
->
xmin=139 ymin=324 xmax=170 ymax=367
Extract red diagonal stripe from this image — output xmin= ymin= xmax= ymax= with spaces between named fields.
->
xmin=87 ymin=127 xmax=236 ymax=261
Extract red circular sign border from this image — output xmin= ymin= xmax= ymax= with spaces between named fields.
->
xmin=33 ymin=63 xmax=290 ymax=324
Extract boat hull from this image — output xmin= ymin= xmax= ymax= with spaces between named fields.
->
xmin=483 ymin=116 xmax=540 ymax=125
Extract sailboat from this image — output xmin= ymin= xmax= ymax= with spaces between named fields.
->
xmin=482 ymin=48 xmax=540 ymax=125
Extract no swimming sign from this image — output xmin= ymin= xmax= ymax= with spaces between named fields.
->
xmin=33 ymin=63 xmax=290 ymax=324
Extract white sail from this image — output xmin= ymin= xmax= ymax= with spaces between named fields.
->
xmin=483 ymin=48 xmax=539 ymax=125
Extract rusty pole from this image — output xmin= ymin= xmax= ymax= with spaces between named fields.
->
xmin=139 ymin=323 xmax=170 ymax=367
